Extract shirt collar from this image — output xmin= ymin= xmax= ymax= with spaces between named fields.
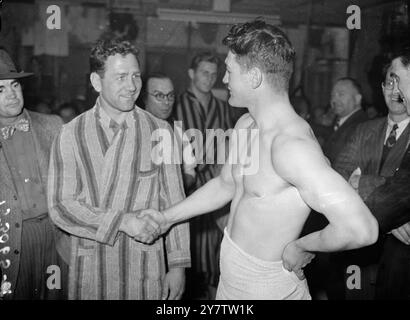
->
xmin=387 ymin=115 xmax=410 ymax=129
xmin=94 ymin=97 xmax=136 ymax=130
xmin=0 ymin=109 xmax=28 ymax=128
xmin=338 ymin=108 xmax=361 ymax=127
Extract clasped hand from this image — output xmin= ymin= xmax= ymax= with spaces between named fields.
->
xmin=121 ymin=209 xmax=171 ymax=244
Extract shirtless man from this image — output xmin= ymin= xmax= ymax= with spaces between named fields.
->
xmin=142 ymin=20 xmax=378 ymax=300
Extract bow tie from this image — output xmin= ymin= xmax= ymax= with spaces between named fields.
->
xmin=0 ymin=118 xmax=30 ymax=140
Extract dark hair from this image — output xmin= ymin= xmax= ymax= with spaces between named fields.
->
xmin=335 ymin=77 xmax=362 ymax=95
xmin=90 ymin=38 xmax=139 ymax=76
xmin=190 ymin=52 xmax=220 ymax=71
xmin=222 ymin=19 xmax=295 ymax=91
xmin=141 ymin=72 xmax=173 ymax=103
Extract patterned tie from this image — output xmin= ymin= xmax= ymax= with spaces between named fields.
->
xmin=385 ymin=123 xmax=398 ymax=148
xmin=0 ymin=118 xmax=30 ymax=140
xmin=333 ymin=118 xmax=341 ymax=131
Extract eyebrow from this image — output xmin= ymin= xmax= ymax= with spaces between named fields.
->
xmin=0 ymin=80 xmax=19 ymax=90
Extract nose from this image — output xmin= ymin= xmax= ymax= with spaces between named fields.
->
xmin=7 ymin=87 xmax=17 ymax=99
xmin=127 ymin=77 xmax=137 ymax=92
xmin=222 ymin=72 xmax=228 ymax=84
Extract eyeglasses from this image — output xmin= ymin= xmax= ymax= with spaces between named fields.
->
xmin=148 ymin=91 xmax=175 ymax=101
xmin=382 ymin=77 xmax=398 ymax=90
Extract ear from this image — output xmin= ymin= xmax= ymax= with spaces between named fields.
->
xmin=249 ymin=67 xmax=262 ymax=89
xmin=188 ymin=68 xmax=195 ymax=81
xmin=90 ymin=72 xmax=102 ymax=93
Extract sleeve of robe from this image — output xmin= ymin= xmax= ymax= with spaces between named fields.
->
xmin=159 ymin=122 xmax=191 ymax=269
xmin=47 ymin=128 xmax=124 ymax=246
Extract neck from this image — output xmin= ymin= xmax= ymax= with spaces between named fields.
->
xmin=190 ymin=84 xmax=211 ymax=107
xmin=389 ymin=113 xmax=409 ymax=123
xmin=99 ymin=96 xmax=131 ymax=123
xmin=339 ymin=107 xmax=360 ymax=120
xmin=0 ymin=111 xmax=25 ymax=126
xmin=248 ymin=89 xmax=292 ymax=131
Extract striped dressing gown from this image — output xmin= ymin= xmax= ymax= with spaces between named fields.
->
xmin=174 ymin=90 xmax=233 ymax=292
xmin=48 ymin=100 xmax=190 ymax=300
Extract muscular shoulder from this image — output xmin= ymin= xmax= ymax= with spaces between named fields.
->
xmin=272 ymin=127 xmax=327 ymax=181
xmin=233 ymin=112 xmax=253 ymax=129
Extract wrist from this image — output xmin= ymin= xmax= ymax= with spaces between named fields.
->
xmin=119 ymin=214 xmax=132 ymax=233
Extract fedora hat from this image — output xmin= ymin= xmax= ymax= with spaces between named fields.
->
xmin=0 ymin=49 xmax=33 ymax=80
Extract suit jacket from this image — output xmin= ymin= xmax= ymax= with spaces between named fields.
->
xmin=365 ymin=138 xmax=410 ymax=298
xmin=330 ymin=118 xmax=410 ymax=272
xmin=334 ymin=117 xmax=410 ymax=199
xmin=0 ymin=110 xmax=63 ymax=299
xmin=323 ymin=109 xmax=369 ymax=165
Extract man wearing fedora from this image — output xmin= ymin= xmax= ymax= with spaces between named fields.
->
xmin=0 ymin=49 xmax=67 ymax=299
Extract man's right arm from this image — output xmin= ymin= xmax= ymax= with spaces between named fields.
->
xmin=163 ymin=161 xmax=235 ymax=225
xmin=47 ymin=130 xmax=157 ymax=246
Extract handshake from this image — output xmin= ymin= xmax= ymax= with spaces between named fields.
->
xmin=119 ymin=209 xmax=173 ymax=244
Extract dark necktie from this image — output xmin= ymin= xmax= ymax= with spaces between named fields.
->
xmin=333 ymin=118 xmax=341 ymax=131
xmin=386 ymin=124 xmax=399 ymax=148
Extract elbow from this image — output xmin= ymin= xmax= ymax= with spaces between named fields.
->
xmin=348 ymin=217 xmax=379 ymax=248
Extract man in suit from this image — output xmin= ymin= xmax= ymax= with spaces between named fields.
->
xmin=328 ymin=63 xmax=410 ymax=299
xmin=362 ymin=50 xmax=410 ymax=299
xmin=323 ymin=78 xmax=369 ymax=165
xmin=0 ymin=49 xmax=67 ymax=299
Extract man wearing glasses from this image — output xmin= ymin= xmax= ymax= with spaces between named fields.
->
xmin=143 ymin=73 xmax=197 ymax=189
xmin=327 ymin=62 xmax=410 ymax=299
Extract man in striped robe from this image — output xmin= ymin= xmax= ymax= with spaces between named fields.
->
xmin=47 ymin=39 xmax=190 ymax=300
xmin=173 ymin=52 xmax=234 ymax=299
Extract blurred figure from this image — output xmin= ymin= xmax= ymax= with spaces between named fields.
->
xmin=173 ymin=52 xmax=234 ymax=299
xmin=34 ymin=100 xmax=52 ymax=114
xmin=322 ymin=78 xmax=369 ymax=165
xmin=58 ymin=103 xmax=78 ymax=123
xmin=143 ymin=73 xmax=196 ymax=189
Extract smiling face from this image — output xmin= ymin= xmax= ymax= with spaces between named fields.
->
xmin=388 ymin=57 xmax=410 ymax=115
xmin=383 ymin=65 xmax=407 ymax=118
xmin=330 ymin=80 xmax=361 ymax=118
xmin=91 ymin=53 xmax=142 ymax=118
xmin=145 ymin=77 xmax=175 ymax=120
xmin=222 ymin=51 xmax=251 ymax=108
xmin=0 ymin=79 xmax=24 ymax=121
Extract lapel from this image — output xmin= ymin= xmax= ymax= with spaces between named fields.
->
xmin=26 ymin=111 xmax=51 ymax=187
xmin=339 ymin=110 xmax=365 ymax=132
xmin=381 ymin=122 xmax=410 ymax=176
xmin=187 ymin=90 xmax=206 ymax=130
xmin=0 ymin=142 xmax=15 ymax=193
xmin=372 ymin=119 xmax=388 ymax=173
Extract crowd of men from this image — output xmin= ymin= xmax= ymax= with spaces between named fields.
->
xmin=1 ymin=19 xmax=410 ymax=300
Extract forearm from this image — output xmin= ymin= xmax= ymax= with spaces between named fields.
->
xmin=48 ymin=198 xmax=125 ymax=245
xmin=295 ymin=223 xmax=366 ymax=253
xmin=164 ymin=176 xmax=234 ymax=224
xmin=166 ymin=221 xmax=191 ymax=269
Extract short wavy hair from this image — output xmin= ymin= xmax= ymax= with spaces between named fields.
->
xmin=190 ymin=52 xmax=220 ymax=71
xmin=222 ymin=19 xmax=295 ymax=91
xmin=90 ymin=38 xmax=139 ymax=77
